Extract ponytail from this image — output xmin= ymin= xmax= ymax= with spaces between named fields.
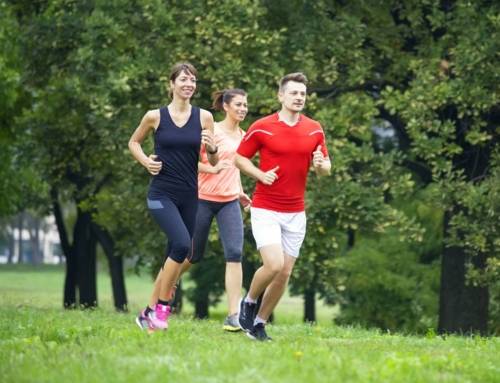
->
xmin=211 ymin=88 xmax=247 ymax=111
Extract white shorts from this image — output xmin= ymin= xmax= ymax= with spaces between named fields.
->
xmin=250 ymin=207 xmax=306 ymax=257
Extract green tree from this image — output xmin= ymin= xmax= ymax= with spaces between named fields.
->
xmin=13 ymin=0 xmax=136 ymax=309
xmin=263 ymin=0 xmax=498 ymax=334
xmin=0 ymin=1 xmax=27 ymax=216
xmin=381 ymin=1 xmax=499 ymax=334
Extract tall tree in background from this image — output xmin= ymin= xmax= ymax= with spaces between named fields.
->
xmin=0 ymin=1 xmax=27 ymax=216
xmin=11 ymin=0 xmax=132 ymax=310
xmin=261 ymin=0 xmax=499 ymax=333
xmin=380 ymin=1 xmax=499 ymax=334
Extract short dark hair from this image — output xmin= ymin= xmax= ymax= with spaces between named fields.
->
xmin=279 ymin=72 xmax=308 ymax=92
xmin=211 ymin=88 xmax=247 ymax=111
xmin=169 ymin=62 xmax=198 ymax=82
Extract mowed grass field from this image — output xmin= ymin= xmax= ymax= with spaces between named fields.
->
xmin=0 ymin=265 xmax=498 ymax=383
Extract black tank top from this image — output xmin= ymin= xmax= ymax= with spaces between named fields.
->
xmin=148 ymin=106 xmax=202 ymax=198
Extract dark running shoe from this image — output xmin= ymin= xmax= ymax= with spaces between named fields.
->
xmin=247 ymin=323 xmax=272 ymax=341
xmin=238 ymin=299 xmax=257 ymax=332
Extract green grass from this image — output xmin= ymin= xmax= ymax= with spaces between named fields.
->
xmin=1 ymin=265 xmax=499 ymax=383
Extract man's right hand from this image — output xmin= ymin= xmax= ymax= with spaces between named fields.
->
xmin=260 ymin=166 xmax=279 ymax=185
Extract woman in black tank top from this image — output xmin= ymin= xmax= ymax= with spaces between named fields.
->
xmin=128 ymin=62 xmax=219 ymax=331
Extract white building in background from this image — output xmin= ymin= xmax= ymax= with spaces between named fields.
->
xmin=0 ymin=214 xmax=63 ymax=264
xmin=40 ymin=215 xmax=63 ymax=264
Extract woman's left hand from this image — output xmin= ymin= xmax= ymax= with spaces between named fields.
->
xmin=239 ymin=193 xmax=252 ymax=211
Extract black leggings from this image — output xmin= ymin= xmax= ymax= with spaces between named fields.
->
xmin=188 ymin=199 xmax=243 ymax=264
xmin=147 ymin=193 xmax=198 ymax=264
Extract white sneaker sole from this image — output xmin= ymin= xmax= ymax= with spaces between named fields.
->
xmin=135 ymin=316 xmax=144 ymax=330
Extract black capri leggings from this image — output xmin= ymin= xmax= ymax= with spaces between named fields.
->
xmin=188 ymin=199 xmax=244 ymax=264
xmin=147 ymin=192 xmax=198 ymax=264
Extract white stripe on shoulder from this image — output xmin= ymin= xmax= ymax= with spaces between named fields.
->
xmin=244 ymin=129 xmax=274 ymax=141
xmin=309 ymin=130 xmax=324 ymax=136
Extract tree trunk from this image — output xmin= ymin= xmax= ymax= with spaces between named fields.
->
xmin=347 ymin=229 xmax=355 ymax=250
xmin=52 ymin=189 xmax=99 ymax=309
xmin=170 ymin=279 xmax=183 ymax=314
xmin=28 ymin=215 xmax=42 ymax=265
xmin=75 ymin=210 xmax=97 ymax=308
xmin=17 ymin=212 xmax=24 ymax=264
xmin=7 ymin=220 xmax=15 ymax=264
xmin=92 ymin=223 xmax=128 ymax=312
xmin=304 ymin=287 xmax=316 ymax=323
xmin=52 ymin=190 xmax=77 ymax=308
xmin=438 ymin=211 xmax=489 ymax=335
xmin=63 ymin=253 xmax=78 ymax=308
xmin=194 ymin=291 xmax=209 ymax=319
xmin=34 ymin=217 xmax=41 ymax=264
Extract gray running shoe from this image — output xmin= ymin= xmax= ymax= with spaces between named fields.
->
xmin=223 ymin=314 xmax=242 ymax=332
xmin=135 ymin=309 xmax=153 ymax=331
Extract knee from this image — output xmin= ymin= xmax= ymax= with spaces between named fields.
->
xmin=277 ymin=266 xmax=293 ymax=282
xmin=266 ymin=260 xmax=284 ymax=276
xmin=168 ymin=241 xmax=191 ymax=263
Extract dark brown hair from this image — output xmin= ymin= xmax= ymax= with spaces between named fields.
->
xmin=211 ymin=88 xmax=247 ymax=111
xmin=279 ymin=72 xmax=308 ymax=92
xmin=168 ymin=62 xmax=197 ymax=98
xmin=169 ymin=62 xmax=198 ymax=82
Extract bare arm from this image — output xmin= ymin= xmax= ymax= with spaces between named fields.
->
xmin=198 ymin=160 xmax=232 ymax=174
xmin=198 ymin=162 xmax=216 ymax=174
xmin=238 ymin=174 xmax=252 ymax=209
xmin=201 ymin=110 xmax=219 ymax=166
xmin=235 ymin=154 xmax=279 ymax=185
xmin=128 ymin=110 xmax=162 ymax=175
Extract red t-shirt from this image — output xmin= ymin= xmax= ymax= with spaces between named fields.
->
xmin=237 ymin=113 xmax=329 ymax=212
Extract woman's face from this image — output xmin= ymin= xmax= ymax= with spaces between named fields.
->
xmin=224 ymin=94 xmax=248 ymax=122
xmin=170 ymin=70 xmax=197 ymax=100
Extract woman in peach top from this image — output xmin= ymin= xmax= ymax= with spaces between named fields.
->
xmin=185 ymin=89 xmax=251 ymax=331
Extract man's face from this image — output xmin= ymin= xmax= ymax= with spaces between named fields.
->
xmin=278 ymin=81 xmax=307 ymax=112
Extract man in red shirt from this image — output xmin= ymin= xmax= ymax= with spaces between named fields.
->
xmin=235 ymin=72 xmax=331 ymax=341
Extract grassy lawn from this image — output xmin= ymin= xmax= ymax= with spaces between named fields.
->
xmin=0 ymin=265 xmax=498 ymax=383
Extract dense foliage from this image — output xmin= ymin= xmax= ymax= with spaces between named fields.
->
xmin=1 ymin=0 xmax=498 ymax=333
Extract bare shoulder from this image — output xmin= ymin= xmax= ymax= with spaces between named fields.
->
xmin=144 ymin=109 xmax=160 ymax=123
xmin=200 ymin=108 xmax=214 ymax=129
xmin=142 ymin=109 xmax=160 ymax=130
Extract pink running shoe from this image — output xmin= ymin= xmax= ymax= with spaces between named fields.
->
xmin=148 ymin=304 xmax=171 ymax=330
